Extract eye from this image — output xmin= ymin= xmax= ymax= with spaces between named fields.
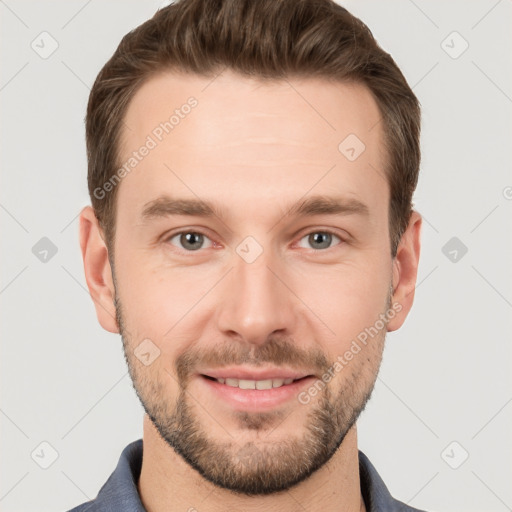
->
xmin=167 ymin=231 xmax=213 ymax=252
xmin=297 ymin=231 xmax=342 ymax=250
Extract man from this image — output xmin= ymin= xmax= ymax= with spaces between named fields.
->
xmin=72 ymin=0 xmax=424 ymax=510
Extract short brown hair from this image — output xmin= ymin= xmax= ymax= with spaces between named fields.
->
xmin=86 ymin=0 xmax=420 ymax=258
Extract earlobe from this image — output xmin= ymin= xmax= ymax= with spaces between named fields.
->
xmin=79 ymin=206 xmax=119 ymax=334
xmin=387 ymin=210 xmax=422 ymax=332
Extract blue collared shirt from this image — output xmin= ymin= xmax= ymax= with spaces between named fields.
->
xmin=67 ymin=439 xmax=427 ymax=512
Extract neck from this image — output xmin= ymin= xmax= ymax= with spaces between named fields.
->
xmin=137 ymin=415 xmax=365 ymax=512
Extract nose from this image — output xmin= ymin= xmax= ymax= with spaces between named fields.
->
xmin=215 ymin=246 xmax=297 ymax=346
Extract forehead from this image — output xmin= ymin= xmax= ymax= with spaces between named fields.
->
xmin=116 ymin=69 xmax=387 ymax=221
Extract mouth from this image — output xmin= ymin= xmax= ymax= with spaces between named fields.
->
xmin=201 ymin=374 xmax=312 ymax=390
xmin=197 ymin=371 xmax=317 ymax=411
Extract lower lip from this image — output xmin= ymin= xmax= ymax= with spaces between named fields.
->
xmin=198 ymin=375 xmax=316 ymax=411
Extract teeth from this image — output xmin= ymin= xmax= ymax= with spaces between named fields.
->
xmin=218 ymin=377 xmax=297 ymax=389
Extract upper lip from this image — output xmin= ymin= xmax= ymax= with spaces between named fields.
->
xmin=200 ymin=367 xmax=314 ymax=381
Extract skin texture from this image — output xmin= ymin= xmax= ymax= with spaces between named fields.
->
xmin=79 ymin=69 xmax=422 ymax=512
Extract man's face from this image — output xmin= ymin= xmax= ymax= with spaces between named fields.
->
xmin=111 ymin=70 xmax=394 ymax=494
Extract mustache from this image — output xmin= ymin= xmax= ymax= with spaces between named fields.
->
xmin=175 ymin=335 xmax=330 ymax=384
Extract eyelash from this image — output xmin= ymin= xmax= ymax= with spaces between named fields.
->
xmin=163 ymin=228 xmax=345 ymax=255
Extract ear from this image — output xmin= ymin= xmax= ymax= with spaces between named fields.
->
xmin=387 ymin=210 xmax=422 ymax=332
xmin=79 ymin=206 xmax=119 ymax=333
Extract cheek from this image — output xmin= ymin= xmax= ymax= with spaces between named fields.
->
xmin=114 ymin=255 xmax=213 ymax=347
xmin=293 ymin=259 xmax=391 ymax=344
xmin=115 ymin=240 xmax=391 ymax=352
xmin=118 ymin=279 xmax=171 ymax=338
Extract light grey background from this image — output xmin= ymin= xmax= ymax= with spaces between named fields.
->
xmin=1 ymin=1 xmax=511 ymax=511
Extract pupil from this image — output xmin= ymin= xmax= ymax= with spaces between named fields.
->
xmin=182 ymin=232 xmax=203 ymax=250
xmin=310 ymin=232 xmax=331 ymax=249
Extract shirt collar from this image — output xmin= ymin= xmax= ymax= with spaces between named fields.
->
xmin=70 ymin=439 xmax=425 ymax=512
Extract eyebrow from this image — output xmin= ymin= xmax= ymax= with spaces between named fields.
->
xmin=141 ymin=196 xmax=225 ymax=220
xmin=140 ymin=194 xmax=369 ymax=222
xmin=286 ymin=195 xmax=369 ymax=218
